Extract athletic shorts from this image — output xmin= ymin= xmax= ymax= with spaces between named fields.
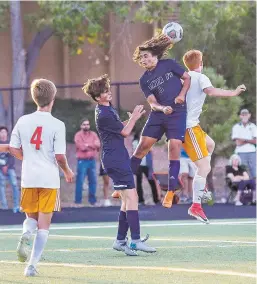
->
xmin=183 ymin=125 xmax=209 ymax=162
xmin=20 ymin=188 xmax=61 ymax=213
xmin=142 ymin=111 xmax=186 ymax=141
xmin=99 ymin=163 xmax=107 ymax=176
xmin=103 ymin=161 xmax=135 ymax=190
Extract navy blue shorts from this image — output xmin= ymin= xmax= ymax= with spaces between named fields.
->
xmin=103 ymin=161 xmax=135 ymax=190
xmin=142 ymin=110 xmax=186 ymax=141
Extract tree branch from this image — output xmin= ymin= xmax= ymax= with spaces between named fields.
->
xmin=26 ymin=26 xmax=54 ymax=83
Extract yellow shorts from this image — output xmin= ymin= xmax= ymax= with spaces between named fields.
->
xmin=20 ymin=188 xmax=61 ymax=213
xmin=183 ymin=125 xmax=209 ymax=162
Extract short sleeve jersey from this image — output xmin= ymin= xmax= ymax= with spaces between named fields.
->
xmin=139 ymin=59 xmax=185 ymax=111
xmin=186 ymin=71 xmax=213 ymax=128
xmin=95 ymin=104 xmax=128 ymax=162
xmin=10 ymin=111 xmax=66 ymax=188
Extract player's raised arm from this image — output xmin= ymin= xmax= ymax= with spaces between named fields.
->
xmin=175 ymin=71 xmax=191 ymax=104
xmin=204 ymin=84 xmax=246 ymax=97
xmin=121 ymin=105 xmax=146 ymax=137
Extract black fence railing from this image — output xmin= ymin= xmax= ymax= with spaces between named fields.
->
xmin=0 ymin=81 xmax=140 ymax=129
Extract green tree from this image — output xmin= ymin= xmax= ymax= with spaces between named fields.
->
xmin=172 ymin=1 xmax=256 ymax=116
xmin=199 ymin=67 xmax=242 ymax=190
xmin=0 ymin=0 xmax=175 ymax=127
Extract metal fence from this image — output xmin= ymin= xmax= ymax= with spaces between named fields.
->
xmin=0 ymin=81 xmax=144 ymax=129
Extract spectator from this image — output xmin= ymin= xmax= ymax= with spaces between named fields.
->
xmin=0 ymin=126 xmax=20 ymax=212
xmin=132 ymin=132 xmax=159 ymax=205
xmin=231 ymin=109 xmax=256 ymax=179
xmin=179 ymin=148 xmax=195 ymax=203
xmin=227 ymin=154 xmax=256 ymax=206
xmin=99 ymin=163 xmax=112 ymax=207
xmin=74 ymin=119 xmax=100 ymax=206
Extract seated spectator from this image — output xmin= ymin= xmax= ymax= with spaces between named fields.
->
xmin=132 ymin=132 xmax=159 ymax=205
xmin=179 ymin=149 xmax=195 ymax=203
xmin=0 ymin=126 xmax=20 ymax=212
xmin=227 ymin=154 xmax=256 ymax=206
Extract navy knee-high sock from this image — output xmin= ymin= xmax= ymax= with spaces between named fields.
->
xmin=168 ymin=160 xmax=180 ymax=191
xmin=126 ymin=210 xmax=140 ymax=240
xmin=117 ymin=211 xmax=129 ymax=240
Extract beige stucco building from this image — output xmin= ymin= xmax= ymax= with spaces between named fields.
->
xmin=0 ymin=2 xmax=179 ymax=110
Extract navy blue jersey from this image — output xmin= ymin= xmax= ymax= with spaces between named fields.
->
xmin=140 ymin=59 xmax=185 ymax=111
xmin=95 ymin=104 xmax=129 ymax=163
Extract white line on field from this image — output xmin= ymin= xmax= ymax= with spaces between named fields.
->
xmin=0 ymin=244 xmax=255 ymax=253
xmin=0 ymin=232 xmax=255 ymax=244
xmin=0 ymin=220 xmax=255 ymax=232
xmin=0 ymin=261 xmax=256 ymax=278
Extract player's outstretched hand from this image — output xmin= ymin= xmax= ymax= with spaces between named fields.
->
xmin=174 ymin=95 xmax=185 ymax=104
xmin=162 ymin=106 xmax=173 ymax=115
xmin=235 ymin=84 xmax=246 ymax=96
xmin=64 ymin=168 xmax=74 ymax=183
xmin=131 ymin=105 xmax=146 ymax=120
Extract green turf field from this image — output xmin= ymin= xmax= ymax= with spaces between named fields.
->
xmin=0 ymin=219 xmax=256 ymax=284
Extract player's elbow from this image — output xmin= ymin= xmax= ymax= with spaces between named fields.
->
xmin=121 ymin=130 xmax=129 ymax=138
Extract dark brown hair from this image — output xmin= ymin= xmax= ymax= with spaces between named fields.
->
xmin=82 ymin=74 xmax=110 ymax=102
xmin=133 ymin=34 xmax=173 ymax=65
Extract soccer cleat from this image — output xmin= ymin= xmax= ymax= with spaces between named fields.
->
xmin=17 ymin=232 xmax=31 ymax=262
xmin=162 ymin=191 xmax=175 ymax=208
xmin=202 ymin=191 xmax=214 ymax=206
xmin=113 ymin=239 xmax=138 ymax=256
xmin=130 ymin=234 xmax=156 ymax=253
xmin=24 ymin=265 xmax=38 ymax=277
xmin=188 ymin=203 xmax=209 ymax=224
xmin=111 ymin=191 xmax=120 ymax=199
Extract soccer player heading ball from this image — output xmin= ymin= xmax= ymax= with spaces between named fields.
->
xmin=131 ymin=33 xmax=191 ymax=208
xmin=83 ymin=74 xmax=156 ymax=255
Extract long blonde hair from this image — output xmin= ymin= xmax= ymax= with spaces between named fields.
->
xmin=228 ymin=154 xmax=242 ymax=166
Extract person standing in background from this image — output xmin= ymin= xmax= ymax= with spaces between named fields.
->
xmin=231 ymin=109 xmax=256 ymax=179
xmin=132 ymin=132 xmax=159 ymax=205
xmin=74 ymin=119 xmax=100 ymax=206
xmin=0 ymin=126 xmax=20 ymax=213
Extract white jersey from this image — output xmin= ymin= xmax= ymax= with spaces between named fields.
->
xmin=10 ymin=111 xmax=66 ymax=188
xmin=186 ymin=71 xmax=212 ymax=128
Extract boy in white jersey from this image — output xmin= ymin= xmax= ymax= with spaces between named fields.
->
xmin=182 ymin=50 xmax=246 ymax=223
xmin=9 ymin=79 xmax=74 ymax=276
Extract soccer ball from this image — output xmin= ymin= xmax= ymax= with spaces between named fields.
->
xmin=162 ymin=22 xmax=183 ymax=44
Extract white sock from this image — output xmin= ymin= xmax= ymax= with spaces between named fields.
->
xmin=193 ymin=174 xmax=206 ymax=204
xmin=23 ymin=218 xmax=38 ymax=237
xmin=28 ymin=229 xmax=49 ymax=267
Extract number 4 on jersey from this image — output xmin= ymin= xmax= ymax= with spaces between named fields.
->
xmin=30 ymin=127 xmax=43 ymax=150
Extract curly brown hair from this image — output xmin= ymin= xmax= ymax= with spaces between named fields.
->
xmin=82 ymin=74 xmax=110 ymax=102
xmin=133 ymin=34 xmax=173 ymax=65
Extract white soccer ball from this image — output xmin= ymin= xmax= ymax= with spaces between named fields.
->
xmin=162 ymin=22 xmax=183 ymax=44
